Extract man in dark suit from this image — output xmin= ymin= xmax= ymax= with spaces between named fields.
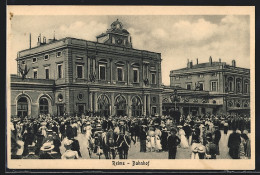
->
xmin=228 ymin=128 xmax=241 ymax=159
xmin=213 ymin=126 xmax=221 ymax=155
xmin=167 ymin=128 xmax=180 ymax=159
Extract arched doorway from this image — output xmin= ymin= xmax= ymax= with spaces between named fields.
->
xmin=39 ymin=98 xmax=49 ymax=114
xmin=17 ymin=97 xmax=28 ymax=117
xmin=132 ymin=96 xmax=142 ymax=117
xmin=97 ymin=95 xmax=110 ymax=117
xmin=115 ymin=95 xmax=126 ymax=116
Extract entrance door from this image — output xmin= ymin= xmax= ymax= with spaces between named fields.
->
xmin=115 ymin=95 xmax=126 ymax=117
xmin=17 ymin=97 xmax=28 ymax=118
xmin=78 ymin=104 xmax=85 ymax=115
xmin=57 ymin=104 xmax=64 ymax=116
xmin=152 ymin=107 xmax=157 ymax=115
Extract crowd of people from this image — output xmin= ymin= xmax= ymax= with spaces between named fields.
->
xmin=10 ymin=112 xmax=251 ymax=160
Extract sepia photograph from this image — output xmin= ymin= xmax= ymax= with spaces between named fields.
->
xmin=6 ymin=6 xmax=255 ymax=170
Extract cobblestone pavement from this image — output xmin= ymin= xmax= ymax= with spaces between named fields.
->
xmin=17 ymin=130 xmax=236 ymax=159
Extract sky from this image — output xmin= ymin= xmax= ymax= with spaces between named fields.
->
xmin=8 ymin=15 xmax=250 ymax=85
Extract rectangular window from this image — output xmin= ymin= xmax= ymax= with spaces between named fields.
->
xmin=186 ymin=83 xmax=191 ymax=90
xmin=151 ymin=73 xmax=156 ymax=84
xmin=32 ymin=57 xmax=37 ymax=63
xmin=211 ymin=81 xmax=218 ymax=91
xmin=175 ymin=76 xmax=180 ymax=80
xmin=199 ymin=82 xmax=204 ymax=91
xmin=76 ymin=65 xmax=83 ymax=79
xmin=117 ymin=67 xmax=123 ymax=81
xmin=99 ymin=65 xmax=106 ymax=80
xmin=44 ymin=54 xmax=49 ymax=60
xmin=57 ymin=64 xmax=63 ymax=79
xmin=45 ymin=68 xmax=49 ymax=79
xmin=245 ymin=83 xmax=249 ymax=93
xmin=56 ymin=51 xmax=62 ymax=57
xmin=33 ymin=69 xmax=38 ymax=79
xmin=133 ymin=68 xmax=139 ymax=83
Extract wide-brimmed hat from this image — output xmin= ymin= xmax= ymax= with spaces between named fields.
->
xmin=40 ymin=142 xmax=54 ymax=152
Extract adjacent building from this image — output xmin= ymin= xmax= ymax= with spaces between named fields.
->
xmin=167 ymin=57 xmax=250 ymax=116
xmin=11 ymin=19 xmax=164 ymax=118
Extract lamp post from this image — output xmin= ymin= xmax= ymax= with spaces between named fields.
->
xmin=170 ymin=89 xmax=179 ymax=111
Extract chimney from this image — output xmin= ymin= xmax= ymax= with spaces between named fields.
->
xmin=209 ymin=56 xmax=212 ymax=65
xmin=43 ymin=36 xmax=46 ymax=44
xmin=188 ymin=61 xmax=193 ymax=68
xmin=37 ymin=34 xmax=41 ymax=46
xmin=232 ymin=60 xmax=236 ymax=67
xmin=196 ymin=58 xmax=198 ymax=65
xmin=219 ymin=58 xmax=221 ymax=63
xmin=29 ymin=33 xmax=31 ymax=49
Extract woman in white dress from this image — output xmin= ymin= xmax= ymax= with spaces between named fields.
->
xmin=191 ymin=136 xmax=206 ymax=159
xmin=179 ymin=127 xmax=189 ymax=148
xmin=154 ymin=127 xmax=162 ymax=152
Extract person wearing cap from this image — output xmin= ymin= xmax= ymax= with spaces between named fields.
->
xmin=228 ymin=128 xmax=241 ymax=159
xmin=66 ymin=125 xmax=82 ymax=158
xmin=167 ymin=128 xmax=180 ymax=159
xmin=213 ymin=125 xmax=221 ymax=155
xmin=205 ymin=133 xmax=217 ymax=159
xmin=139 ymin=125 xmax=147 ymax=152
xmin=22 ymin=145 xmax=39 ymax=159
xmin=161 ymin=127 xmax=168 ymax=152
xmin=22 ymin=127 xmax=35 ymax=156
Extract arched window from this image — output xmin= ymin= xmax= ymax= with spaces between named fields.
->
xmin=39 ymin=98 xmax=49 ymax=114
xmin=132 ymin=96 xmax=142 ymax=117
xmin=236 ymin=78 xmax=242 ymax=93
xmin=236 ymin=103 xmax=241 ymax=108
xmin=115 ymin=95 xmax=126 ymax=116
xmin=97 ymin=95 xmax=110 ymax=117
xmin=228 ymin=77 xmax=234 ymax=92
xmin=244 ymin=80 xmax=250 ymax=94
xmin=17 ymin=97 xmax=28 ymax=117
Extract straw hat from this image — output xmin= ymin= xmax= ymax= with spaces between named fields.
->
xmin=40 ymin=142 xmax=54 ymax=152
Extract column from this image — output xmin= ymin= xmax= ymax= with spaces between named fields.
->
xmin=143 ymin=94 xmax=147 ymax=116
xmin=89 ymin=92 xmax=92 ymax=115
xmin=147 ymin=94 xmax=151 ymax=116
xmin=159 ymin=94 xmax=163 ymax=116
xmin=158 ymin=61 xmax=162 ymax=87
xmin=110 ymin=58 xmax=113 ymax=83
xmin=111 ymin=92 xmax=115 ymax=116
xmin=127 ymin=94 xmax=131 ymax=117
xmin=127 ymin=61 xmax=130 ymax=85
xmin=87 ymin=56 xmax=90 ymax=81
xmin=94 ymin=92 xmax=98 ymax=113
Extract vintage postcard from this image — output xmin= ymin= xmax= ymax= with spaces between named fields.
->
xmin=6 ymin=6 xmax=255 ymax=170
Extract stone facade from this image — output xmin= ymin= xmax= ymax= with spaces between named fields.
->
xmin=11 ymin=20 xmax=163 ymax=118
xmin=167 ymin=57 xmax=250 ymax=116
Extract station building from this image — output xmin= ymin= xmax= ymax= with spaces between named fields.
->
xmin=10 ymin=20 xmax=163 ymax=118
